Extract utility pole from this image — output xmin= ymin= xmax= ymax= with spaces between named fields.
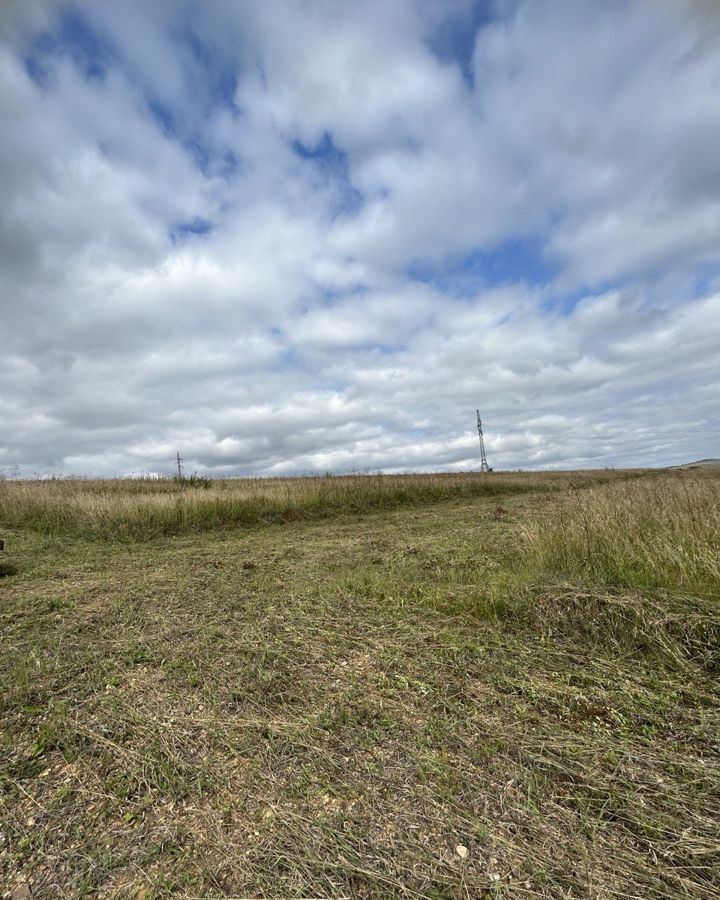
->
xmin=476 ymin=410 xmax=490 ymax=472
xmin=176 ymin=451 xmax=184 ymax=480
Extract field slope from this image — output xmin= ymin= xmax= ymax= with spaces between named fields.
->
xmin=0 ymin=470 xmax=718 ymax=898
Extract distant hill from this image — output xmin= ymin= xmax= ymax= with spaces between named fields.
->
xmin=673 ymin=458 xmax=720 ymax=469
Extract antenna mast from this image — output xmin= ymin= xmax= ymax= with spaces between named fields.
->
xmin=176 ymin=451 xmax=184 ymax=480
xmin=476 ymin=410 xmax=490 ymax=473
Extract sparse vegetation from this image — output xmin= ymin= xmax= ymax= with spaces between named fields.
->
xmin=0 ymin=468 xmax=717 ymax=898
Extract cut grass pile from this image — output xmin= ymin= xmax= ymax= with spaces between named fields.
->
xmin=0 ymin=468 xmax=718 ymax=898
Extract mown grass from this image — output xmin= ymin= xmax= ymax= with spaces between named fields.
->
xmin=0 ymin=468 xmax=718 ymax=898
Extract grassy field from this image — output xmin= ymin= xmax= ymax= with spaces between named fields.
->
xmin=0 ymin=469 xmax=718 ymax=898
xmin=0 ymin=471 xmax=598 ymax=540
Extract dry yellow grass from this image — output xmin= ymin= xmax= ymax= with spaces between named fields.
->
xmin=0 ymin=469 xmax=634 ymax=539
xmin=521 ymin=470 xmax=720 ymax=597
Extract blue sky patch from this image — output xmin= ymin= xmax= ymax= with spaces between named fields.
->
xmin=292 ymin=132 xmax=363 ymax=216
xmin=25 ymin=8 xmax=112 ymax=83
xmin=409 ymin=237 xmax=557 ymax=295
xmin=170 ymin=218 xmax=213 ymax=242
xmin=182 ymin=22 xmax=238 ymax=113
xmin=426 ymin=1 xmax=495 ymax=87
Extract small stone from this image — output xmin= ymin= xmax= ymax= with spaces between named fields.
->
xmin=455 ymin=844 xmax=469 ymax=859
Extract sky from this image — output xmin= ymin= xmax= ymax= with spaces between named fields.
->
xmin=1 ymin=0 xmax=719 ymax=477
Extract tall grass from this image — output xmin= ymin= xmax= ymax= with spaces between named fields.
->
xmin=0 ymin=471 xmax=563 ymax=540
xmin=522 ymin=472 xmax=720 ymax=596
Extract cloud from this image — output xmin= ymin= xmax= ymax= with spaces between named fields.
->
xmin=0 ymin=0 xmax=719 ymax=477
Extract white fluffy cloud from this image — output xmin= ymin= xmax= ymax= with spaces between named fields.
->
xmin=1 ymin=0 xmax=719 ymax=476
